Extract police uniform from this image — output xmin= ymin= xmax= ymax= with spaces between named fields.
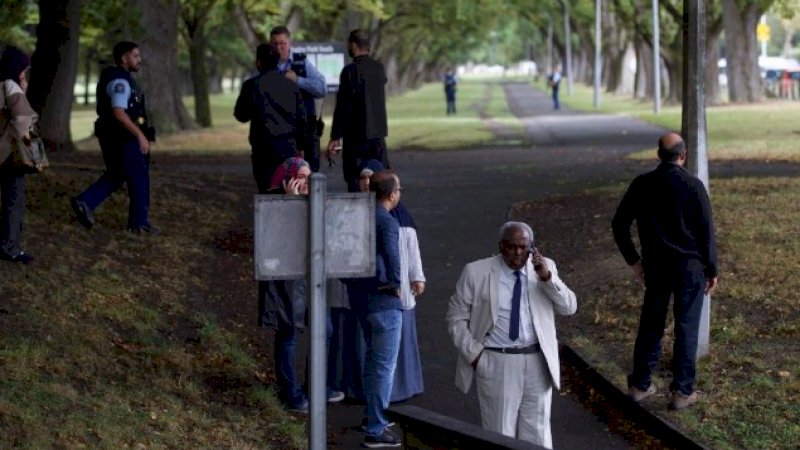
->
xmin=73 ymin=65 xmax=155 ymax=231
xmin=277 ymin=53 xmax=326 ymax=171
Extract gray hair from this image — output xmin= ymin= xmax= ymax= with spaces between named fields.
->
xmin=498 ymin=221 xmax=535 ymax=245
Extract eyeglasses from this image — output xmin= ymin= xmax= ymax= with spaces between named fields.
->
xmin=395 ymin=187 xmax=404 ymax=193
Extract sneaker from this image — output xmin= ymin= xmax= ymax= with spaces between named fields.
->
xmin=0 ymin=251 xmax=33 ymax=265
xmin=288 ymin=399 xmax=308 ymax=414
xmin=70 ymin=198 xmax=94 ymax=229
xmin=327 ymin=390 xmax=345 ymax=403
xmin=127 ymin=224 xmax=161 ymax=235
xmin=362 ymin=428 xmax=401 ymax=448
xmin=668 ymin=391 xmax=699 ymax=410
xmin=628 ymin=384 xmax=657 ymax=402
xmin=359 ymin=418 xmax=396 ymax=432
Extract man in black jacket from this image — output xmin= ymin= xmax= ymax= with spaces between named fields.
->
xmin=234 ymin=43 xmax=308 ymax=194
xmin=326 ymin=29 xmax=389 ymax=192
xmin=612 ymin=132 xmax=719 ymax=411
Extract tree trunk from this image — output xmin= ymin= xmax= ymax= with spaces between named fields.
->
xmin=132 ymin=0 xmax=195 ymax=134
xmin=27 ymin=0 xmax=81 ymax=152
xmin=722 ymin=0 xmax=763 ymax=103
xmin=705 ymin=23 xmax=724 ymax=106
xmin=187 ymin=24 xmax=212 ymax=127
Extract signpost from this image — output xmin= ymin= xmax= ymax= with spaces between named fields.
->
xmin=757 ymin=17 xmax=771 ymax=57
xmin=254 ymin=174 xmax=375 ymax=450
xmin=292 ymin=42 xmax=347 ymax=93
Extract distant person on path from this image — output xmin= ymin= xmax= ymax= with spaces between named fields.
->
xmin=612 ymin=132 xmax=719 ymax=411
xmin=0 ymin=46 xmax=35 ymax=264
xmin=269 ymin=26 xmax=327 ymax=171
xmin=446 ymin=222 xmax=577 ymax=449
xmin=234 ymin=43 xmax=308 ymax=194
xmin=348 ymin=170 xmax=404 ymax=448
xmin=443 ymin=67 xmax=457 ymax=115
xmin=71 ymin=41 xmax=159 ymax=234
xmin=547 ymin=66 xmax=561 ymax=110
xmin=326 ymin=29 xmax=390 ymax=192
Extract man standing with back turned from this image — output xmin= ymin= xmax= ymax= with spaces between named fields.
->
xmin=612 ymin=132 xmax=718 ymax=410
xmin=71 ymin=41 xmax=158 ymax=234
xmin=326 ymin=29 xmax=389 ymax=192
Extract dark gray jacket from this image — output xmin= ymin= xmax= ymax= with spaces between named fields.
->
xmin=331 ymin=54 xmax=388 ymax=142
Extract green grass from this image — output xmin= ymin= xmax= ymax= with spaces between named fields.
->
xmin=72 ymin=79 xmax=521 ymax=153
xmin=512 ymin=176 xmax=800 ymax=450
xmin=549 ymin=80 xmax=800 ymax=161
xmin=0 ymin=168 xmax=306 ymax=449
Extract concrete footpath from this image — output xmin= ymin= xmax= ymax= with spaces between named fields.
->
xmin=323 ymin=82 xmax=668 ymax=449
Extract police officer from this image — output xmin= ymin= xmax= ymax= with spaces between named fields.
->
xmin=269 ymin=26 xmax=327 ymax=171
xmin=71 ymin=41 xmax=159 ymax=234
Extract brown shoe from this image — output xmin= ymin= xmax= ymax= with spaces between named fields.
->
xmin=628 ymin=384 xmax=656 ymax=402
xmin=668 ymin=391 xmax=699 ymax=410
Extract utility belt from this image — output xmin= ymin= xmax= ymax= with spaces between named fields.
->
xmin=94 ymin=116 xmax=155 ymax=142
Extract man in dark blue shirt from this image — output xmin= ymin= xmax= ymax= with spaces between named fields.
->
xmin=612 ymin=132 xmax=719 ymax=411
xmin=353 ymin=169 xmax=403 ymax=448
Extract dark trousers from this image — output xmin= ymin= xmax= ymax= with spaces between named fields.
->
xmin=304 ymin=137 xmax=321 ymax=173
xmin=446 ymin=92 xmax=456 ymax=115
xmin=0 ymin=156 xmax=25 ymax=258
xmin=342 ymin=138 xmax=390 ymax=192
xmin=252 ymin=138 xmax=297 ymax=194
xmin=628 ymin=259 xmax=706 ymax=395
xmin=552 ymin=87 xmax=560 ymax=110
xmin=76 ymin=137 xmax=150 ymax=228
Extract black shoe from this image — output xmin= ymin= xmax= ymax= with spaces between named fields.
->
xmin=70 ymin=198 xmax=94 ymax=229
xmin=362 ymin=429 xmax=401 ymax=448
xmin=127 ymin=224 xmax=161 ymax=235
xmin=0 ymin=251 xmax=33 ymax=265
xmin=359 ymin=418 xmax=396 ymax=432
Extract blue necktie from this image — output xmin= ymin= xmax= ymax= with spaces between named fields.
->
xmin=509 ymin=270 xmax=522 ymax=341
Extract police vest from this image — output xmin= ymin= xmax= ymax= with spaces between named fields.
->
xmin=290 ymin=53 xmax=318 ymax=120
xmin=96 ymin=65 xmax=149 ymax=137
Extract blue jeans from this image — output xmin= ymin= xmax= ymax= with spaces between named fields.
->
xmin=628 ymin=259 xmax=706 ymax=395
xmin=76 ymin=137 xmax=150 ymax=228
xmin=360 ymin=308 xmax=402 ymax=437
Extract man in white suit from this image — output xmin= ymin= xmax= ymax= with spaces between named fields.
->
xmin=446 ymin=222 xmax=577 ymax=449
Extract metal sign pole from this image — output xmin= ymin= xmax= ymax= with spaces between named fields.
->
xmin=653 ymin=0 xmax=661 ymax=114
xmin=682 ymin=0 xmax=710 ymax=358
xmin=308 ymin=173 xmax=327 ymax=450
xmin=594 ymin=0 xmax=602 ymax=108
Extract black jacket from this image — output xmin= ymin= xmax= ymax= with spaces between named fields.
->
xmin=331 ymin=54 xmax=388 ymax=142
xmin=234 ymin=70 xmax=308 ymax=150
xmin=612 ymin=162 xmax=718 ymax=278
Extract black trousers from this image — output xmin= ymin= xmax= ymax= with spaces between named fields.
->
xmin=251 ymin=138 xmax=297 ymax=194
xmin=628 ymin=259 xmax=706 ymax=395
xmin=0 ymin=155 xmax=25 ymax=258
xmin=342 ymin=138 xmax=390 ymax=192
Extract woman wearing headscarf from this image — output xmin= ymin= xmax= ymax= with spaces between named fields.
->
xmin=0 ymin=46 xmax=35 ymax=264
xmin=335 ymin=159 xmax=426 ymax=403
xmin=259 ymin=156 xmax=344 ymax=411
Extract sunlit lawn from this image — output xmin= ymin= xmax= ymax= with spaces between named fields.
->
xmin=72 ymin=79 xmax=520 ymax=153
xmin=550 ymin=81 xmax=800 ymax=161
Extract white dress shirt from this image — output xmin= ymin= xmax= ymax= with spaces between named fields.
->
xmin=483 ymin=264 xmax=537 ymax=348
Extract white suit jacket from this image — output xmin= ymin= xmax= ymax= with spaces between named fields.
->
xmin=445 ymin=254 xmax=577 ymax=394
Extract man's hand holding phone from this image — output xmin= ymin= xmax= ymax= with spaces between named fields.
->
xmin=531 ymin=247 xmax=551 ymax=281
